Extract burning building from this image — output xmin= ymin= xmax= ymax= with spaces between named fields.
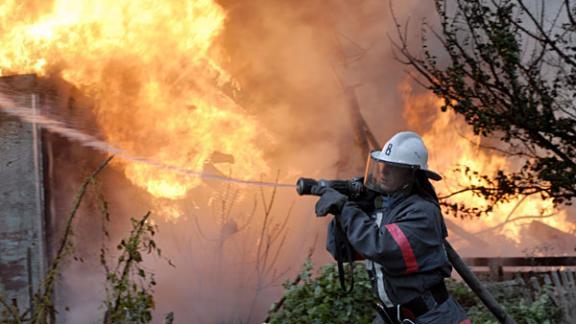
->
xmin=0 ymin=0 xmax=574 ymax=323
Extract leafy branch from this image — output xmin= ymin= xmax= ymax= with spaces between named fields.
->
xmin=392 ymin=0 xmax=576 ymax=217
xmin=101 ymin=211 xmax=169 ymax=324
xmin=0 ymin=156 xmax=113 ymax=324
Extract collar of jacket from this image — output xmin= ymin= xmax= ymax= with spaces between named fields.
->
xmin=374 ymin=183 xmax=414 ymax=209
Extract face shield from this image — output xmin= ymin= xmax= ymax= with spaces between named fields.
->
xmin=363 ymin=151 xmax=418 ymax=194
xmin=364 ymin=151 xmax=389 ymax=193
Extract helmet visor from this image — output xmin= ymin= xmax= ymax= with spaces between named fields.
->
xmin=363 ymin=151 xmax=389 ymax=194
xmin=364 ymin=151 xmax=422 ymax=193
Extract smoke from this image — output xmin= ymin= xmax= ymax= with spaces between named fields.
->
xmin=214 ymin=0 xmax=429 ymax=174
xmin=13 ymin=1 xmax=436 ymax=323
xmin=12 ymin=0 xmax=571 ymax=323
xmin=143 ymin=1 xmax=438 ymax=322
xmin=40 ymin=1 xmax=434 ymax=323
xmin=7 ymin=0 xmax=571 ymax=322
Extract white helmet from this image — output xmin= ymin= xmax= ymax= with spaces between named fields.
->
xmin=364 ymin=131 xmax=441 ymax=192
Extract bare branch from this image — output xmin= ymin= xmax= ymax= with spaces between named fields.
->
xmin=516 ymin=0 xmax=576 ymax=67
xmin=565 ymin=0 xmax=576 ymax=26
xmin=0 ymin=295 xmax=23 ymax=324
xmin=33 ymin=155 xmax=114 ymax=323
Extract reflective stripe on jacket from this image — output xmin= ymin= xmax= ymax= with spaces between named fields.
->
xmin=327 ymin=191 xmax=452 ymax=305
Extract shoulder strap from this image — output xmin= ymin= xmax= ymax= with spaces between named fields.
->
xmin=334 ymin=216 xmax=354 ymax=294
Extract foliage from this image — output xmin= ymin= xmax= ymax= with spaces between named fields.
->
xmin=268 ymin=260 xmax=563 ymax=323
xmin=447 ymin=278 xmax=563 ymax=323
xmin=101 ymin=212 xmax=164 ymax=324
xmin=266 ymin=261 xmax=375 ymax=324
xmin=0 ymin=156 xmax=171 ymax=324
xmin=0 ymin=156 xmax=113 ymax=324
xmin=394 ymin=0 xmax=576 ymax=217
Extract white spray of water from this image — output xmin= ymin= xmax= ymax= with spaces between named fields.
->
xmin=0 ymin=94 xmax=295 ymax=188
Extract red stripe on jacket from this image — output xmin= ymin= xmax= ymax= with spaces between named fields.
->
xmin=384 ymin=223 xmax=419 ymax=273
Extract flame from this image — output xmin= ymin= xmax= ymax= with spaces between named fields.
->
xmin=400 ymin=82 xmax=571 ymax=244
xmin=0 ymin=0 xmax=271 ymax=205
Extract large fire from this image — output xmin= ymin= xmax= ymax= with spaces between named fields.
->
xmin=401 ymin=82 xmax=572 ymax=244
xmin=0 ymin=0 xmax=270 ymax=203
xmin=1 ymin=1 xmax=570 ymax=237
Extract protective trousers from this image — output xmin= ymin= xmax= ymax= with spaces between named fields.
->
xmin=373 ymin=296 xmax=469 ymax=324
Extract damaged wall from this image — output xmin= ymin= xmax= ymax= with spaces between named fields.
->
xmin=0 ymin=75 xmax=46 ymax=314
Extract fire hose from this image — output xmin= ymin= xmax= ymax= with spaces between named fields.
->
xmin=443 ymin=240 xmax=516 ymax=324
xmin=0 ymin=101 xmax=295 ymax=188
xmin=296 ymin=177 xmax=517 ymax=324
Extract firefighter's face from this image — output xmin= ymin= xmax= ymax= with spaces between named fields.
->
xmin=376 ymin=163 xmax=413 ymax=193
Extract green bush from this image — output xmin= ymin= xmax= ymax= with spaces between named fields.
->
xmin=447 ymin=279 xmax=563 ymax=324
xmin=268 ymin=261 xmax=564 ymax=323
xmin=267 ymin=261 xmax=375 ymax=324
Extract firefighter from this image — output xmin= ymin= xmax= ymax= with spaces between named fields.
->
xmin=316 ymin=131 xmax=470 ymax=324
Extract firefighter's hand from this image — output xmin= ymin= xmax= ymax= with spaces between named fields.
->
xmin=315 ymin=187 xmax=348 ymax=217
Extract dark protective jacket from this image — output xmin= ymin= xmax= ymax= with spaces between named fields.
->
xmin=327 ymin=190 xmax=452 ymax=306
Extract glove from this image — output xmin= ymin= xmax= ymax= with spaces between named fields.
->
xmin=314 ymin=187 xmax=348 ymax=217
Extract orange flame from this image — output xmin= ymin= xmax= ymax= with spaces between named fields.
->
xmin=0 ymin=0 xmax=271 ymax=205
xmin=400 ymin=82 xmax=571 ymax=244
